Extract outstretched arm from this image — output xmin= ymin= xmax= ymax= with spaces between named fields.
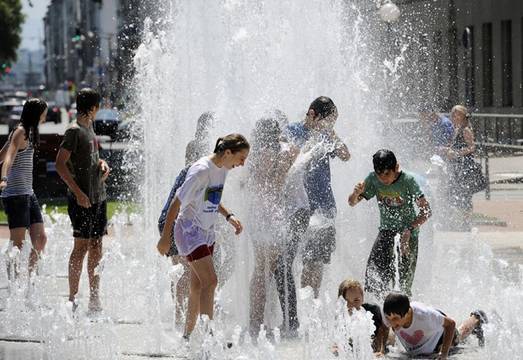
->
xmin=438 ymin=316 xmax=457 ymax=359
xmin=348 ymin=181 xmax=365 ymax=207
xmin=157 ymin=197 xmax=181 ymax=255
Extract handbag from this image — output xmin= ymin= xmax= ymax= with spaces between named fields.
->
xmin=464 ymin=159 xmax=487 ymax=194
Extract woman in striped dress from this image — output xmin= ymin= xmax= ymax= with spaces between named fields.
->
xmin=0 ymin=98 xmax=48 ymax=276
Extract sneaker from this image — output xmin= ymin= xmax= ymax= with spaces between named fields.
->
xmin=88 ymin=297 xmax=102 ymax=314
xmin=470 ymin=310 xmax=488 ymax=347
xmin=67 ymin=298 xmax=79 ymax=314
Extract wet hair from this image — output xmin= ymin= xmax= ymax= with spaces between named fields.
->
xmin=252 ymin=117 xmax=281 ymax=152
xmin=195 ymin=111 xmax=214 ymax=139
xmin=213 ymin=133 xmax=250 ymax=155
xmin=76 ymin=88 xmax=100 ymax=115
xmin=20 ymin=98 xmax=47 ymax=147
xmin=338 ymin=279 xmax=363 ymax=299
xmin=383 ymin=292 xmax=410 ymax=317
xmin=451 ymin=105 xmax=471 ymax=125
xmin=373 ymin=149 xmax=397 ymax=174
xmin=309 ymin=96 xmax=336 ymax=119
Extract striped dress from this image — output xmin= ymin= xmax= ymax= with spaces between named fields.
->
xmin=1 ymin=133 xmax=34 ymax=198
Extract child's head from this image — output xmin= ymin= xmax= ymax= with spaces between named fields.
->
xmin=252 ymin=117 xmax=281 ymax=152
xmin=195 ymin=111 xmax=214 ymax=139
xmin=20 ymin=98 xmax=48 ymax=145
xmin=372 ymin=149 xmax=400 ymax=185
xmin=76 ymin=88 xmax=100 ymax=117
xmin=213 ymin=133 xmax=250 ymax=169
xmin=306 ymin=96 xmax=338 ymax=130
xmin=338 ymin=279 xmax=364 ymax=311
xmin=383 ymin=292 xmax=411 ymax=330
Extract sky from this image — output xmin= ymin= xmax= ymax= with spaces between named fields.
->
xmin=20 ymin=0 xmax=51 ymax=51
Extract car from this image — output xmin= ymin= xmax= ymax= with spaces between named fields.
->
xmin=7 ymin=105 xmax=23 ymax=132
xmin=94 ymin=108 xmax=120 ymax=138
xmin=0 ymin=98 xmax=24 ymax=125
xmin=46 ymin=102 xmax=62 ymax=124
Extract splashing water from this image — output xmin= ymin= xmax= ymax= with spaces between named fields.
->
xmin=0 ymin=1 xmax=521 ymax=359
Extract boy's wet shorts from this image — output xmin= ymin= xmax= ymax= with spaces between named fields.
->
xmin=2 ymin=194 xmax=43 ymax=229
xmin=302 ymin=224 xmax=336 ymax=264
xmin=186 ymin=243 xmax=215 ymax=262
xmin=67 ymin=194 xmax=108 ymax=239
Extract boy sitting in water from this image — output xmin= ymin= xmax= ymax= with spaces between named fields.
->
xmin=348 ymin=149 xmax=431 ymax=297
xmin=338 ymin=279 xmax=389 ymax=356
xmin=382 ymin=292 xmax=487 ymax=359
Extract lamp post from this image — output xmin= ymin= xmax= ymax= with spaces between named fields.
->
xmin=378 ymin=1 xmax=401 ymax=129
xmin=378 ymin=1 xmax=401 ymax=23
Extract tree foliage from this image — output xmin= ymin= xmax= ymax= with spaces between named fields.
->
xmin=0 ymin=0 xmax=25 ymax=64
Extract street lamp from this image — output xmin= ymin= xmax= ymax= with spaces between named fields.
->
xmin=378 ymin=1 xmax=401 ymax=23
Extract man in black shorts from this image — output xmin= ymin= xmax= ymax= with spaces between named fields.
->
xmin=56 ymin=88 xmax=110 ymax=313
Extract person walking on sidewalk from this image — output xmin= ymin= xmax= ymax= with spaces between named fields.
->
xmin=0 ymin=99 xmax=49 ymax=278
xmin=56 ymin=88 xmax=110 ymax=313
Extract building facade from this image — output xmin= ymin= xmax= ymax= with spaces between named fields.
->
xmin=44 ymin=0 xmax=118 ymax=100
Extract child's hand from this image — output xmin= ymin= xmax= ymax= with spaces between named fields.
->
xmin=0 ymin=180 xmax=6 ymax=191
xmin=400 ymin=230 xmax=411 ymax=255
xmin=99 ymin=160 xmax=110 ymax=181
xmin=354 ymin=181 xmax=365 ymax=196
xmin=228 ymin=216 xmax=243 ymax=235
xmin=157 ymin=234 xmax=171 ymax=256
xmin=75 ymin=191 xmax=91 ymax=208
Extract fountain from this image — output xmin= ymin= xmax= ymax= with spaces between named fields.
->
xmin=0 ymin=1 xmax=521 ymax=359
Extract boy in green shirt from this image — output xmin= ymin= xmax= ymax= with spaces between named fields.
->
xmin=348 ymin=149 xmax=431 ymax=297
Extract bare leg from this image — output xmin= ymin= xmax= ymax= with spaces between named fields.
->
xmin=87 ymin=237 xmax=103 ymax=302
xmin=185 ymin=267 xmax=201 ymax=336
xmin=171 ymin=256 xmax=190 ymax=327
xmin=68 ymin=238 xmax=89 ymax=302
xmin=28 ymin=222 xmax=47 ymax=275
xmin=7 ymin=228 xmax=26 ymax=280
xmin=249 ymin=248 xmax=267 ymax=336
xmin=458 ymin=315 xmax=480 ymax=342
xmin=185 ymin=256 xmax=218 ymax=336
xmin=301 ymin=261 xmax=324 ymax=298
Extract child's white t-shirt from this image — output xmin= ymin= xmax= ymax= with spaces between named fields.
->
xmin=384 ymin=302 xmax=445 ymax=356
xmin=176 ymin=156 xmax=228 ymax=230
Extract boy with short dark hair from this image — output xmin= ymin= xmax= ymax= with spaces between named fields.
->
xmin=383 ymin=292 xmax=487 ymax=359
xmin=56 ymin=88 xmax=109 ymax=313
xmin=348 ymin=149 xmax=431 ymax=296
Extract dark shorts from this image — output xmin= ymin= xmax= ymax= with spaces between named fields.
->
xmin=186 ymin=244 xmax=215 ymax=262
xmin=302 ymin=224 xmax=336 ymax=264
xmin=2 ymin=194 xmax=43 ymax=229
xmin=67 ymin=194 xmax=108 ymax=239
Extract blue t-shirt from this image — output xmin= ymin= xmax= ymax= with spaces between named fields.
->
xmin=284 ymin=122 xmax=336 ymax=215
xmin=432 ymin=115 xmax=454 ymax=147
xmin=158 ymin=166 xmax=190 ymax=234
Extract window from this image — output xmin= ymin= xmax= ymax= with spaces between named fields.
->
xmin=481 ymin=23 xmax=493 ymax=107
xmin=501 ymin=20 xmax=513 ymax=106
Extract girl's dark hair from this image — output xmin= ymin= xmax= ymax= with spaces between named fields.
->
xmin=76 ymin=88 xmax=100 ymax=115
xmin=213 ymin=133 xmax=250 ymax=155
xmin=309 ymin=96 xmax=336 ymax=119
xmin=373 ymin=149 xmax=397 ymax=174
xmin=252 ymin=117 xmax=281 ymax=152
xmin=383 ymin=292 xmax=410 ymax=317
xmin=20 ymin=98 xmax=47 ymax=147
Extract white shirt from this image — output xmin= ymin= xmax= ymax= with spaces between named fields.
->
xmin=176 ymin=156 xmax=228 ymax=230
xmin=384 ymin=302 xmax=445 ymax=356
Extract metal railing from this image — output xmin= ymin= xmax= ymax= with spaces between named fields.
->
xmin=470 ymin=113 xmax=523 ymax=200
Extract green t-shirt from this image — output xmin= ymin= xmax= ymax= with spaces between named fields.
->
xmin=361 ymin=171 xmax=423 ymax=231
xmin=60 ymin=121 xmax=107 ymax=204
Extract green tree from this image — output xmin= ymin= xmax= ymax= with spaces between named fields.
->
xmin=0 ymin=0 xmax=25 ymax=64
